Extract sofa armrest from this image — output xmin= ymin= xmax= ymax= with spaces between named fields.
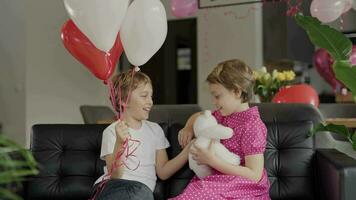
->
xmin=316 ymin=149 xmax=356 ymax=200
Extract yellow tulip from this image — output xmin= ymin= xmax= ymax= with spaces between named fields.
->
xmin=260 ymin=67 xmax=267 ymax=73
xmin=276 ymin=72 xmax=286 ymax=81
xmin=272 ymin=70 xmax=278 ymax=79
xmin=284 ymin=71 xmax=296 ymax=81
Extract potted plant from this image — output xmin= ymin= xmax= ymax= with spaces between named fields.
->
xmin=253 ymin=67 xmax=296 ymax=102
xmin=295 ymin=13 xmax=356 ymax=156
xmin=0 ymin=135 xmax=38 ymax=200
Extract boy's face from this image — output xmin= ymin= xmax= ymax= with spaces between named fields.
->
xmin=208 ymin=83 xmax=241 ymax=116
xmin=126 ymin=82 xmax=153 ymax=121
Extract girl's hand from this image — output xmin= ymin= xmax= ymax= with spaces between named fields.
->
xmin=178 ymin=127 xmax=194 ymax=148
xmin=190 ymin=140 xmax=217 ymax=166
xmin=115 ymin=120 xmax=130 ymax=144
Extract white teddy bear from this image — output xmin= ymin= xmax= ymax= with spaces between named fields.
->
xmin=189 ymin=110 xmax=240 ymax=179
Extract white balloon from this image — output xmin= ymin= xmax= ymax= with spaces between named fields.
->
xmin=120 ymin=0 xmax=168 ymax=66
xmin=343 ymin=0 xmax=353 ymax=13
xmin=64 ymin=0 xmax=129 ymax=52
xmin=310 ymin=0 xmax=345 ymax=23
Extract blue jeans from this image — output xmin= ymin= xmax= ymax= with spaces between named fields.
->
xmin=92 ymin=179 xmax=154 ymax=200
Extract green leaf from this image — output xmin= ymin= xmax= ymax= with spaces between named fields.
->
xmin=326 ymin=124 xmax=351 ymax=138
xmin=295 ymin=13 xmax=352 ymax=60
xmin=0 ymin=188 xmax=22 ymax=200
xmin=308 ymin=123 xmax=350 ymax=138
xmin=308 ymin=123 xmax=325 ymax=137
xmin=333 ymin=60 xmax=356 ymax=102
xmin=0 ymin=135 xmax=38 ymax=200
xmin=352 ymin=131 xmax=356 ymax=143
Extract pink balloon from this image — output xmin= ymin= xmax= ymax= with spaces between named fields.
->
xmin=350 ymin=45 xmax=356 ymax=65
xmin=313 ymin=48 xmax=344 ymax=90
xmin=171 ymin=0 xmax=198 ymax=18
xmin=310 ymin=0 xmax=344 ymax=23
xmin=272 ymin=84 xmax=319 ymax=107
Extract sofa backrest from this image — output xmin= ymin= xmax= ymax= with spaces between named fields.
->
xmin=253 ymin=103 xmax=322 ymax=199
xmin=28 ymin=124 xmax=107 ymax=200
xmin=27 ymin=103 xmax=322 ymax=200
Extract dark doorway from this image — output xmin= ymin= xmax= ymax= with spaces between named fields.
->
xmin=120 ymin=19 xmax=197 ymax=104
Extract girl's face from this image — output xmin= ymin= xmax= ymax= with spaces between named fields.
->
xmin=208 ymin=83 xmax=242 ymax=116
xmin=125 ymin=82 xmax=153 ymax=121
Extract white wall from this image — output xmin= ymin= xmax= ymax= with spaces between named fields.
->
xmin=161 ymin=1 xmax=263 ymax=110
xmin=197 ymin=4 xmax=263 ymax=109
xmin=0 ymin=0 xmax=109 ymax=146
xmin=24 ymin=0 xmax=108 ymax=146
xmin=0 ymin=0 xmax=26 ymax=145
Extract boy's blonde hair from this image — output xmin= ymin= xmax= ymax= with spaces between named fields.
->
xmin=111 ymin=69 xmax=151 ymax=111
xmin=206 ymin=59 xmax=255 ymax=103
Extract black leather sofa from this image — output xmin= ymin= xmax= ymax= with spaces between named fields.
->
xmin=23 ymin=104 xmax=356 ymax=200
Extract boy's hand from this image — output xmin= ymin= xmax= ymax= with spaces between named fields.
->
xmin=178 ymin=127 xmax=194 ymax=148
xmin=115 ymin=120 xmax=130 ymax=144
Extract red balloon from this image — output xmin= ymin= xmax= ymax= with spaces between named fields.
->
xmin=272 ymin=84 xmax=319 ymax=107
xmin=61 ymin=20 xmax=123 ymax=81
xmin=313 ymin=48 xmax=344 ymax=91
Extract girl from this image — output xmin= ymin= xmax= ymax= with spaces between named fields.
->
xmin=93 ymin=69 xmax=192 ymax=200
xmin=174 ymin=59 xmax=270 ymax=199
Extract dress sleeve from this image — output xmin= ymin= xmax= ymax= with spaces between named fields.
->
xmin=241 ymin=118 xmax=267 ymax=156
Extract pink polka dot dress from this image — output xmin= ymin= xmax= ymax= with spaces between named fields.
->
xmin=170 ymin=106 xmax=271 ymax=200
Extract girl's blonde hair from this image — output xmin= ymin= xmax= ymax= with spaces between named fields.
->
xmin=111 ymin=69 xmax=151 ymax=111
xmin=206 ymin=59 xmax=255 ymax=103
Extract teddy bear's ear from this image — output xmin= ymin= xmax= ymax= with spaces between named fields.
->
xmin=203 ymin=110 xmax=211 ymax=117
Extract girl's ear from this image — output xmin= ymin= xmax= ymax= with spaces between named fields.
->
xmin=234 ymin=89 xmax=242 ymax=99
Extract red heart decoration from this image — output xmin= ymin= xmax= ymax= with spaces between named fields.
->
xmin=61 ymin=20 xmax=123 ymax=81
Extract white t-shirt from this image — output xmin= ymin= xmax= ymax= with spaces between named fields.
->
xmin=94 ymin=120 xmax=170 ymax=191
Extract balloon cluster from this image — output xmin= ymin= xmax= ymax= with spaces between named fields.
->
xmin=310 ymin=0 xmax=355 ymax=23
xmin=61 ymin=0 xmax=168 ymax=81
xmin=313 ymin=46 xmax=356 ymax=91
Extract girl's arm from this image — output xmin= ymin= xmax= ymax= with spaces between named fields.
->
xmin=191 ymin=141 xmax=264 ymax=182
xmin=155 ymin=142 xmax=192 ymax=180
xmin=210 ymin=154 xmax=264 ymax=182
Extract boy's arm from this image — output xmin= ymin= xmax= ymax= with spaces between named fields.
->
xmin=104 ymin=121 xmax=130 ymax=179
xmin=155 ymin=142 xmax=192 ymax=180
xmin=178 ymin=112 xmax=201 ymax=147
xmin=104 ymin=139 xmax=126 ymax=178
